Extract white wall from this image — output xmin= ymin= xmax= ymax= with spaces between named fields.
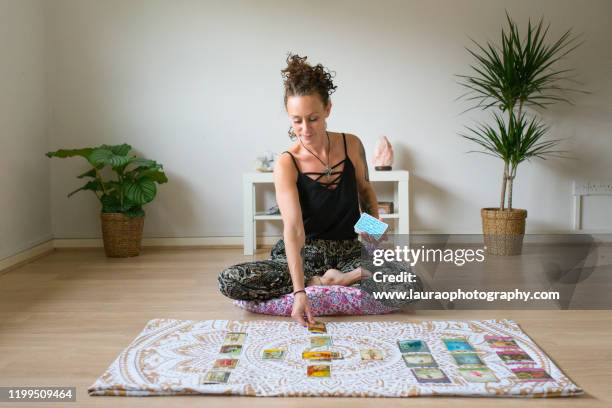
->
xmin=44 ymin=0 xmax=612 ymax=239
xmin=0 ymin=0 xmax=51 ymax=260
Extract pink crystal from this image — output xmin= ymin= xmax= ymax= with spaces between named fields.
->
xmin=373 ymin=135 xmax=393 ymax=168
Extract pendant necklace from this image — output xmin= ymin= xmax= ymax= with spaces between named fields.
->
xmin=299 ymin=131 xmax=332 ymax=177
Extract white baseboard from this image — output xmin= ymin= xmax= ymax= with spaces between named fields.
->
xmin=1 ymin=236 xmax=282 ymax=273
xmin=0 ymin=240 xmax=55 ymax=274
xmin=52 ymin=235 xmax=283 ymax=248
xmin=408 ymin=232 xmax=612 ymax=244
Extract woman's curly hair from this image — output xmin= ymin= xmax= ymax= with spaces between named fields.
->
xmin=281 ymin=53 xmax=337 ymax=107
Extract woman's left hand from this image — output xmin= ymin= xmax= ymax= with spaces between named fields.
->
xmin=359 ymin=217 xmax=389 ymax=255
xmin=358 ymin=217 xmax=389 ymax=241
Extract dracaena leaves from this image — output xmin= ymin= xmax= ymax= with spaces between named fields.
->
xmin=458 ymin=12 xmax=580 ymax=165
xmin=461 ymin=111 xmax=563 ymax=166
xmin=457 ymin=13 xmax=583 ymax=210
xmin=457 ymin=12 xmax=582 ymax=112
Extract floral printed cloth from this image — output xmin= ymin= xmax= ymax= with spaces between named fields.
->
xmin=233 ymin=285 xmax=399 ymax=316
xmin=88 ymin=319 xmax=582 ymax=397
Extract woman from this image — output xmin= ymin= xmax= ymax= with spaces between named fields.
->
xmin=219 ymin=54 xmax=408 ymax=325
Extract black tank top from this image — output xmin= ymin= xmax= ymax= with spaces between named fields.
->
xmin=284 ymin=133 xmax=360 ymax=240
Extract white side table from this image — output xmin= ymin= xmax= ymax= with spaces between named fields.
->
xmin=243 ymin=170 xmax=410 ymax=255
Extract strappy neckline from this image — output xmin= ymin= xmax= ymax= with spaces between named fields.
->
xmin=300 ymin=158 xmax=347 ymax=189
xmin=285 ymin=133 xmax=348 ymax=190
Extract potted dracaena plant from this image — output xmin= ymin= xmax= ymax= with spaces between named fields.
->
xmin=47 ymin=143 xmax=168 ymax=257
xmin=457 ymin=13 xmax=584 ymax=255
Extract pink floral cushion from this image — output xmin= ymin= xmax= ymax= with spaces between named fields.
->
xmin=233 ymin=285 xmax=398 ymax=316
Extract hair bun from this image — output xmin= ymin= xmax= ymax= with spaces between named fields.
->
xmin=282 ymin=53 xmax=337 ymax=106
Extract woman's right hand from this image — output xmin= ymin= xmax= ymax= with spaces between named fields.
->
xmin=291 ymin=292 xmax=314 ymax=326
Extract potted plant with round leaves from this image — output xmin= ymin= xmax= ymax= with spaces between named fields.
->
xmin=46 ymin=143 xmax=168 ymax=257
xmin=457 ymin=13 xmax=585 ymax=255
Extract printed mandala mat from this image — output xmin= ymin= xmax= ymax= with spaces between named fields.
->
xmin=89 ymin=319 xmax=582 ymax=398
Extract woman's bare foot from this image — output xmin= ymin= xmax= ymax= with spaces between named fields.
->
xmin=316 ymin=267 xmax=370 ymax=287
xmin=359 ymin=266 xmax=373 ymax=279
xmin=307 ymin=276 xmax=323 ymax=286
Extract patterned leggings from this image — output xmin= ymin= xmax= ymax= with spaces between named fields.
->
xmin=218 ymin=238 xmax=362 ymax=301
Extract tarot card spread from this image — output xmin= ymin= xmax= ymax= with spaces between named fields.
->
xmin=89 ymin=319 xmax=582 ymax=397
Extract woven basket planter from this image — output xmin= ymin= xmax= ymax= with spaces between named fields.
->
xmin=100 ymin=213 xmax=145 ymax=258
xmin=481 ymin=208 xmax=527 ymax=256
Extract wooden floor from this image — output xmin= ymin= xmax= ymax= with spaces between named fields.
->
xmin=1 ymin=247 xmax=611 ymax=408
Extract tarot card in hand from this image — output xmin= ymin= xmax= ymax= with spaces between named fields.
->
xmin=484 ymin=335 xmax=519 ymax=349
xmin=458 ymin=367 xmax=499 ymax=383
xmin=402 ymin=353 xmax=438 ymax=368
xmin=497 ymin=349 xmax=534 ymax=364
xmin=201 ymin=370 xmax=231 ymax=384
xmin=451 ymin=352 xmax=485 ymax=366
xmin=442 ymin=337 xmax=475 ymax=352
xmin=354 ymin=212 xmax=388 ymax=240
xmin=307 ymin=365 xmax=331 ymax=378
xmin=219 ymin=344 xmax=242 ymax=357
xmin=310 ymin=336 xmax=332 ymax=348
xmin=397 ymin=339 xmax=430 ymax=353
xmin=213 ymin=358 xmax=238 ymax=369
xmin=360 ymin=349 xmax=384 ymax=361
xmin=512 ymin=368 xmax=553 ymax=382
xmin=307 ymin=321 xmax=327 ymax=334
xmin=262 ymin=348 xmax=286 ymax=360
xmin=223 ymin=332 xmax=247 ymax=345
xmin=412 ymin=368 xmax=451 ymax=384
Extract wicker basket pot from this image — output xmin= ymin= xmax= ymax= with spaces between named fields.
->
xmin=100 ymin=213 xmax=145 ymax=258
xmin=481 ymin=208 xmax=527 ymax=256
